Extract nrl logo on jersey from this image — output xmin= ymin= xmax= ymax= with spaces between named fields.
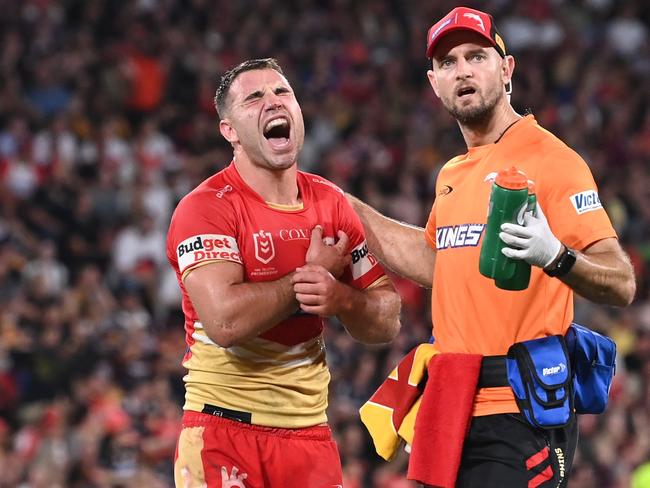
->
xmin=253 ymin=229 xmax=275 ymax=264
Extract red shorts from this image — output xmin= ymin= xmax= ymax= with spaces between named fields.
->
xmin=174 ymin=410 xmax=343 ymax=488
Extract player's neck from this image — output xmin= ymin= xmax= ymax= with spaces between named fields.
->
xmin=233 ymin=156 xmax=301 ymax=205
xmin=458 ymin=102 xmax=521 ymax=148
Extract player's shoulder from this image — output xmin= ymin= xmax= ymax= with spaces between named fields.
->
xmin=440 ymin=154 xmax=467 ymax=172
xmin=175 ymin=168 xmax=237 ymax=213
xmin=534 ymin=126 xmax=588 ymax=168
xmin=299 ymin=171 xmax=346 ymax=198
xmin=526 ymin=119 xmax=576 ymax=156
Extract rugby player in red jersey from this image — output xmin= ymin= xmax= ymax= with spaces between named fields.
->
xmin=167 ymin=58 xmax=401 ymax=487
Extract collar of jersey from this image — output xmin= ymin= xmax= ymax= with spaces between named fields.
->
xmin=464 ymin=114 xmax=536 ymax=160
xmin=266 ymin=201 xmax=304 ymax=211
xmin=226 ymin=162 xmax=309 ymax=212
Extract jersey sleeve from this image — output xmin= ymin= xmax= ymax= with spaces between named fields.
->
xmin=537 ymin=148 xmax=616 ymax=251
xmin=424 ymin=201 xmax=437 ymax=250
xmin=337 ymin=196 xmax=386 ymax=289
xmin=166 ymin=192 xmax=243 ymax=279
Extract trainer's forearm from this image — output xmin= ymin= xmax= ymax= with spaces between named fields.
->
xmin=347 ymin=193 xmax=435 ymax=287
xmin=560 ymin=248 xmax=636 ymax=307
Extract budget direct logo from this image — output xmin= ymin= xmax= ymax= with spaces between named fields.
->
xmin=176 ymin=234 xmax=242 ymax=272
xmin=350 ymin=240 xmax=377 ymax=280
xmin=570 ymin=190 xmax=602 ymax=214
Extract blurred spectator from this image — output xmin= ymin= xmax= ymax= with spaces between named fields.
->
xmin=22 ymin=240 xmax=68 ymax=299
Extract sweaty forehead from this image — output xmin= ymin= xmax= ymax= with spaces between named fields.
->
xmin=432 ymin=30 xmax=495 ymax=60
xmin=229 ymin=69 xmax=290 ymax=101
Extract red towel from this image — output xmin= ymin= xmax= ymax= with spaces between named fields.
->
xmin=407 ymin=353 xmax=482 ymax=487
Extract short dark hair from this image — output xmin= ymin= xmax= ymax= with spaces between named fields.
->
xmin=214 ymin=58 xmax=285 ymax=118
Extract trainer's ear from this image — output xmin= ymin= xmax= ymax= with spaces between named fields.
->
xmin=502 ymin=55 xmax=515 ymax=89
xmin=427 ymin=69 xmax=441 ymax=98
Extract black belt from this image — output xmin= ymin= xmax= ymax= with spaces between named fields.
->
xmin=202 ymin=404 xmax=252 ymax=423
xmin=478 ymin=355 xmax=510 ymax=388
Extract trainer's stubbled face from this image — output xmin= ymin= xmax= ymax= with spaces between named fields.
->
xmin=220 ymin=69 xmax=305 ymax=171
xmin=427 ymin=31 xmax=511 ymax=126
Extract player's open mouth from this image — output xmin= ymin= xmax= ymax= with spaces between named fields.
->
xmin=263 ymin=116 xmax=291 ymax=150
xmin=457 ymin=86 xmax=477 ymax=98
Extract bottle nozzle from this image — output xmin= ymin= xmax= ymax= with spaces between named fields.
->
xmin=495 ymin=166 xmax=528 ymax=190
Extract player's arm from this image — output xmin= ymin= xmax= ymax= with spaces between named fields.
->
xmin=292 ymin=268 xmax=401 ymax=344
xmin=184 ymin=227 xmax=350 ymax=348
xmin=346 ymin=193 xmax=434 ymax=288
xmin=184 ymin=262 xmax=297 ymax=348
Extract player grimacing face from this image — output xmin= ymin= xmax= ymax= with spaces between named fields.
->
xmin=220 ymin=69 xmax=305 ymax=171
xmin=427 ymin=31 xmax=513 ymax=126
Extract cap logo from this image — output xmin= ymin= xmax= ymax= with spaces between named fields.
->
xmin=463 ymin=12 xmax=485 ymax=31
xmin=495 ymin=33 xmax=506 ymax=54
xmin=431 ymin=18 xmax=453 ymax=41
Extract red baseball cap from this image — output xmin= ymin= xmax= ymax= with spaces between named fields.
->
xmin=426 ymin=7 xmax=506 ymax=59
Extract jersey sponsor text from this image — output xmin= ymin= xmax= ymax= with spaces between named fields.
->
xmin=542 ymin=363 xmax=566 ymax=376
xmin=177 ymin=234 xmax=242 ymax=272
xmin=350 ymin=240 xmax=378 ymax=280
xmin=279 ymin=228 xmax=310 ymax=241
xmin=436 ymin=224 xmax=485 ymax=250
xmin=570 ymin=190 xmax=602 ymax=214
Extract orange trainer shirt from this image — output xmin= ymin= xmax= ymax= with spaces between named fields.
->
xmin=424 ymin=115 xmax=617 ymax=416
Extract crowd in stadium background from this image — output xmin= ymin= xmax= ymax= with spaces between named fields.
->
xmin=0 ymin=0 xmax=649 ymax=486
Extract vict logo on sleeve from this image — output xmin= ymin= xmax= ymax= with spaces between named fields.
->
xmin=570 ymin=190 xmax=602 ymax=214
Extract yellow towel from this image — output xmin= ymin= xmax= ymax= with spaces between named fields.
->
xmin=359 ymin=343 xmax=439 ymax=460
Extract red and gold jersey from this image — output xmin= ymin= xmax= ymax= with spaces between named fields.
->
xmin=167 ymin=163 xmax=385 ymax=428
xmin=424 ymin=115 xmax=617 ymax=416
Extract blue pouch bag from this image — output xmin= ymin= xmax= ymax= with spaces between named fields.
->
xmin=565 ymin=323 xmax=616 ymax=414
xmin=506 ymin=335 xmax=573 ymax=429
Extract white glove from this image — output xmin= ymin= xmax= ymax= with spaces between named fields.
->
xmin=499 ymin=203 xmax=562 ymax=268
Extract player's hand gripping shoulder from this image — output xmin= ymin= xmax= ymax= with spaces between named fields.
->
xmin=291 ymin=225 xmax=351 ymax=316
xmin=293 ymin=227 xmax=401 ymax=344
xmin=305 ymin=225 xmax=351 ymax=277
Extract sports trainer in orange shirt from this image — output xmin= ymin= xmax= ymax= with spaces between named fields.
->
xmin=349 ymin=7 xmax=635 ymax=487
xmin=167 ymin=58 xmax=401 ymax=487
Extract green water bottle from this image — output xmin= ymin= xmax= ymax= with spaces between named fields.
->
xmin=495 ymin=181 xmax=536 ymax=290
xmin=479 ymin=167 xmax=529 ymax=287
